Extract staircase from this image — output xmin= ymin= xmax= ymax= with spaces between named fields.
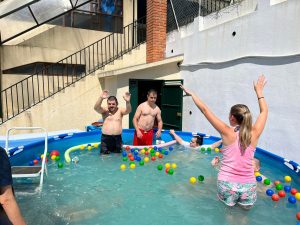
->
xmin=0 ymin=17 xmax=146 ymax=125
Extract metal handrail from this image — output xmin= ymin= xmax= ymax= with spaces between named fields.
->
xmin=5 ymin=127 xmax=48 ymax=192
xmin=0 ymin=16 xmax=146 ymax=124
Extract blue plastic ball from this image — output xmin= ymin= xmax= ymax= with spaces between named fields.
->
xmin=136 ymin=156 xmax=141 ymax=161
xmin=284 ymin=185 xmax=291 ymax=193
xmin=28 ymin=161 xmax=34 ymax=166
xmin=158 ymin=147 xmax=162 ymax=152
xmin=266 ymin=189 xmax=274 ymax=196
xmin=131 ymin=149 xmax=135 ymax=153
xmin=134 ymin=150 xmax=139 ymax=156
xmin=164 ymin=151 xmax=169 ymax=155
xmin=154 ymin=146 xmax=157 ymax=150
xmin=36 ymin=156 xmax=41 ymax=161
xmin=122 ymin=151 xmax=127 ymax=157
xmin=169 ymin=146 xmax=173 ymax=151
xmin=256 ymin=176 xmax=262 ymax=182
xmin=288 ymin=196 xmax=296 ymax=204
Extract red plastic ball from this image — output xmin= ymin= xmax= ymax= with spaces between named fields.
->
xmin=278 ymin=190 xmax=286 ymax=198
xmin=158 ymin=154 xmax=163 ymax=158
xmin=127 ymin=153 xmax=133 ymax=158
xmin=271 ymin=194 xmax=280 ymax=201
xmin=165 ymin=168 xmax=169 ymax=174
xmin=274 ymin=180 xmax=281 ymax=186
xmin=50 ymin=150 xmax=60 ymax=156
xmin=296 ymin=212 xmax=300 ymax=220
xmin=33 ymin=159 xmax=39 ymax=165
xmin=291 ymin=188 xmax=298 ymax=195
xmin=151 ymin=156 xmax=156 ymax=161
xmin=145 ymin=151 xmax=149 ymax=155
xmin=129 ymin=157 xmax=135 ymax=161
xmin=125 ymin=146 xmax=130 ymax=151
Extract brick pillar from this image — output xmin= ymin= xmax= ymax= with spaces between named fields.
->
xmin=146 ymin=0 xmax=167 ymax=63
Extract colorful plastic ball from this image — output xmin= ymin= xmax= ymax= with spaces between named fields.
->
xmin=288 ymin=196 xmax=297 ymax=204
xmin=200 ymin=147 xmax=205 ymax=152
xmin=271 ymin=194 xmax=280 ymax=201
xmin=51 ymin=155 xmax=56 ymax=160
xmin=169 ymin=146 xmax=173 ymax=151
xmin=256 ymin=176 xmax=262 ymax=182
xmin=266 ymin=189 xmax=274 ymax=196
xmin=144 ymin=157 xmax=149 ymax=163
xmin=295 ymin=193 xmax=300 ymax=201
xmin=87 ymin=146 xmax=92 ymax=151
xmin=278 ymin=190 xmax=286 ymax=198
xmin=274 ymin=180 xmax=281 ymax=186
xmin=155 ymin=152 xmax=160 ymax=156
xmin=198 ymin=175 xmax=204 ymax=182
xmin=171 ymin=163 xmax=177 ymax=169
xmin=36 ymin=156 xmax=41 ymax=161
xmin=129 ymin=163 xmax=136 ymax=169
xmin=125 ymin=146 xmax=130 ymax=151
xmin=140 ymin=149 xmax=145 ymax=154
xmin=284 ymin=176 xmax=292 ymax=183
xmin=158 ymin=154 xmax=163 ymax=159
xmin=145 ymin=151 xmax=149 ymax=156
xmin=93 ymin=143 xmax=99 ymax=148
xmin=80 ymin=145 xmax=85 ymax=150
xmin=57 ymin=162 xmax=64 ymax=168
xmin=153 ymin=146 xmax=157 ymax=150
xmin=33 ymin=159 xmax=39 ymax=165
xmin=28 ymin=161 xmax=34 ymax=166
xmin=161 ymin=149 xmax=165 ymax=154
xmin=207 ymin=147 xmax=211 ymax=151
xmin=214 ymin=148 xmax=220 ymax=153
xmin=150 ymin=149 xmax=155 ymax=153
xmin=134 ymin=151 xmax=139 ymax=156
xmin=165 ymin=163 xmax=171 ymax=169
xmin=264 ymin=179 xmax=271 ymax=185
xmin=157 ymin=165 xmax=163 ymax=170
xmin=151 ymin=156 xmax=156 ymax=161
xmin=165 ymin=168 xmax=169 ymax=174
xmin=275 ymin=183 xmax=283 ymax=190
xmin=55 ymin=156 xmax=60 ymax=161
xmin=139 ymin=160 xmax=144 ymax=166
xmin=168 ymin=169 xmax=174 ymax=175
xmin=291 ymin=188 xmax=298 ymax=195
xmin=190 ymin=177 xmax=197 ymax=184
xmin=120 ymin=164 xmax=126 ymax=170
xmin=135 ymin=156 xmax=141 ymax=161
xmin=296 ymin=212 xmax=300 ymax=220
xmin=122 ymin=157 xmax=128 ymax=161
xmin=122 ymin=151 xmax=127 ymax=157
xmin=50 ymin=150 xmax=60 ymax=156
xmin=129 ymin=161 xmax=135 ymax=165
xmin=164 ymin=151 xmax=169 ymax=155
xmin=46 ymin=152 xmax=50 ymax=156
xmin=284 ymin=185 xmax=291 ymax=193
xmin=254 ymin=171 xmax=261 ymax=177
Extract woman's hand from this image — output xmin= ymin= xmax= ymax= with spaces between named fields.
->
xmin=180 ymin=85 xmax=193 ymax=96
xmin=254 ymin=75 xmax=267 ymax=97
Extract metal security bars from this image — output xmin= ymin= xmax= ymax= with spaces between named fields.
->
xmin=167 ymin=0 xmax=243 ymax=32
xmin=0 ymin=16 xmax=146 ymax=125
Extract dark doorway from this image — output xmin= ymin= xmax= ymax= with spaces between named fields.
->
xmin=129 ymin=79 xmax=183 ymax=130
xmin=137 ymin=0 xmax=146 ymax=20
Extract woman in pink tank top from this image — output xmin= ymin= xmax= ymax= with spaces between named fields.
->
xmin=181 ymin=75 xmax=268 ymax=209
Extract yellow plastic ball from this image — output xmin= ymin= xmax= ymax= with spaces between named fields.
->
xmin=87 ymin=146 xmax=92 ymax=151
xmin=165 ymin=163 xmax=171 ymax=169
xmin=171 ymin=163 xmax=177 ymax=169
xmin=41 ymin=154 xmax=44 ymax=159
xmin=144 ymin=157 xmax=149 ymax=163
xmin=130 ymin=164 xmax=136 ymax=169
xmin=120 ymin=164 xmax=126 ymax=170
xmin=295 ymin=192 xmax=300 ymax=201
xmin=155 ymin=152 xmax=160 ymax=157
xmin=80 ymin=146 xmax=85 ymax=150
xmin=284 ymin=175 xmax=292 ymax=183
xmin=190 ymin=177 xmax=197 ymax=184
xmin=140 ymin=149 xmax=145 ymax=154
xmin=254 ymin=172 xmax=261 ymax=177
xmin=51 ymin=155 xmax=56 ymax=160
xmin=214 ymin=148 xmax=220 ymax=153
xmin=93 ymin=143 xmax=99 ymax=148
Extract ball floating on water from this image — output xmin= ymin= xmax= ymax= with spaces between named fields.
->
xmin=296 ymin=212 xmax=300 ymax=220
xmin=291 ymin=188 xmax=298 ymax=195
xmin=288 ymin=196 xmax=297 ymax=204
xmin=284 ymin=176 xmax=292 ymax=183
xmin=157 ymin=165 xmax=163 ymax=170
xmin=165 ymin=168 xmax=169 ymax=174
xmin=51 ymin=155 xmax=56 ymax=160
xmin=87 ymin=146 xmax=92 ymax=151
xmin=168 ymin=169 xmax=174 ymax=175
xmin=264 ymin=179 xmax=271 ymax=185
xmin=256 ymin=176 xmax=262 ymax=182
xmin=144 ymin=157 xmax=149 ymax=163
xmin=151 ymin=156 xmax=156 ymax=161
xmin=274 ymin=180 xmax=281 ymax=186
xmin=295 ymin=193 xmax=300 ymax=201
xmin=190 ymin=177 xmax=197 ymax=184
xmin=55 ymin=156 xmax=60 ymax=161
xmin=284 ymin=185 xmax=291 ymax=193
xmin=80 ymin=145 xmax=85 ymax=150
xmin=139 ymin=160 xmax=144 ymax=166
xmin=93 ymin=143 xmax=99 ymax=148
xmin=58 ymin=162 xmax=64 ymax=168
xmin=198 ymin=175 xmax=204 ymax=182
xmin=140 ymin=149 xmax=145 ymax=154
xmin=129 ymin=163 xmax=136 ymax=169
xmin=169 ymin=146 xmax=173 ymax=151
xmin=266 ymin=189 xmax=274 ymax=196
xmin=120 ymin=164 xmax=126 ymax=170
xmin=165 ymin=163 xmax=171 ymax=169
xmin=125 ymin=146 xmax=130 ymax=151
xmin=50 ymin=150 xmax=60 ymax=156
xmin=214 ymin=148 xmax=220 ymax=153
xmin=271 ymin=194 xmax=279 ymax=201
xmin=254 ymin=171 xmax=261 ymax=177
xmin=33 ymin=159 xmax=39 ymax=165
xmin=29 ymin=161 xmax=34 ymax=166
xmin=200 ymin=147 xmax=205 ymax=152
xmin=207 ymin=147 xmax=211 ymax=151
xmin=275 ymin=183 xmax=283 ymax=191
xmin=171 ymin=163 xmax=177 ymax=169
xmin=158 ymin=154 xmax=163 ymax=159
xmin=278 ymin=190 xmax=286 ymax=198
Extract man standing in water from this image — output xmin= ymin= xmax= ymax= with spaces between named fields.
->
xmin=94 ymin=90 xmax=131 ymax=154
xmin=133 ymin=89 xmax=163 ymax=145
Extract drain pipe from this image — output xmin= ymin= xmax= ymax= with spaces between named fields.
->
xmin=169 ymin=0 xmax=180 ymax=33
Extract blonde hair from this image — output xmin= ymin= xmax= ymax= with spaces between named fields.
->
xmin=230 ymin=104 xmax=252 ymax=152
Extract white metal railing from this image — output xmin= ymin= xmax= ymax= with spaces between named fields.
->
xmin=5 ymin=127 xmax=48 ymax=192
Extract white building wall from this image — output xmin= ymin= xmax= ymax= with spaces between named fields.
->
xmin=166 ymin=0 xmax=300 ymax=162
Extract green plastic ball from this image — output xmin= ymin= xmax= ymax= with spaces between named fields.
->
xmin=198 ymin=175 xmax=204 ymax=182
xmin=168 ymin=169 xmax=174 ymax=175
xmin=263 ymin=179 xmax=271 ymax=185
xmin=207 ymin=147 xmax=211 ymax=151
xmin=276 ymin=183 xmax=283 ymax=190
xmin=55 ymin=156 xmax=60 ymax=161
xmin=157 ymin=165 xmax=163 ymax=170
xmin=139 ymin=160 xmax=144 ymax=166
xmin=122 ymin=157 xmax=128 ymax=161
xmin=57 ymin=162 xmax=64 ymax=168
xmin=200 ymin=147 xmax=206 ymax=152
xmin=129 ymin=161 xmax=135 ymax=165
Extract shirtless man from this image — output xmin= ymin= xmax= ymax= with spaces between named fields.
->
xmin=94 ymin=90 xmax=131 ymax=154
xmin=133 ymin=89 xmax=163 ymax=146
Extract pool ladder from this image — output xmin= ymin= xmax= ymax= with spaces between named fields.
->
xmin=5 ymin=127 xmax=48 ymax=193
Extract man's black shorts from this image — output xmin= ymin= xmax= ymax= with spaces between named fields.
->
xmin=100 ymin=134 xmax=122 ymax=154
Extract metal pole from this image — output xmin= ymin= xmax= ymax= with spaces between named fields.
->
xmin=169 ymin=0 xmax=180 ymax=33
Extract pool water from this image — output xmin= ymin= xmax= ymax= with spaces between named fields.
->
xmin=10 ymin=132 xmax=300 ymax=225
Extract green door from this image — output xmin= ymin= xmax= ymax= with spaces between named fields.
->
xmin=161 ymin=80 xmax=183 ymax=130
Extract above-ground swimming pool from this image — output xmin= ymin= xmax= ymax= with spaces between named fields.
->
xmin=6 ymin=129 xmax=300 ymax=225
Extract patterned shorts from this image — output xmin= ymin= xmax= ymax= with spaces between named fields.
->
xmin=217 ymin=180 xmax=257 ymax=207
